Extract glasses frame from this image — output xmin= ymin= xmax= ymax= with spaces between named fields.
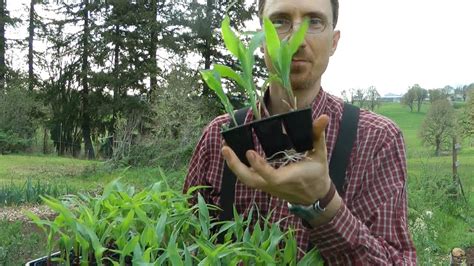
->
xmin=272 ymin=18 xmax=333 ymax=35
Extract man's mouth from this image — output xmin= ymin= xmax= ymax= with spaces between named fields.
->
xmin=292 ymin=58 xmax=307 ymax=63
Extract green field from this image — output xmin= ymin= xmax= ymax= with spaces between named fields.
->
xmin=0 ymin=102 xmax=473 ymax=264
xmin=0 ymin=155 xmax=185 ymax=193
xmin=377 ymin=102 xmax=474 ymax=263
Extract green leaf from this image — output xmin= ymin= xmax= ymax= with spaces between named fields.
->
xmin=167 ymin=230 xmax=184 ymax=266
xmin=297 ymin=249 xmax=325 ymax=266
xmin=122 ymin=235 xmax=139 ymax=257
xmin=142 ymin=247 xmax=153 ymax=263
xmin=213 ymin=65 xmax=246 ymax=90
xmin=200 ymin=70 xmax=236 ymax=125
xmin=283 ymin=230 xmax=297 ymax=265
xmin=140 ymin=224 xmax=156 ymax=248
xmin=25 ymin=211 xmax=48 ymax=232
xmin=40 ymin=195 xmax=75 ymax=223
xmin=249 ymin=30 xmax=265 ymax=54
xmin=121 ymin=209 xmax=135 ymax=233
xmin=155 ymin=212 xmax=168 ymax=245
xmin=102 ymin=178 xmax=121 ymax=199
xmin=263 ymin=17 xmax=281 ymax=71
xmin=254 ymin=247 xmax=275 ymax=264
xmin=221 ymin=16 xmax=241 ymax=58
xmin=197 ymin=193 xmax=210 ymax=238
xmin=250 ymin=222 xmax=262 ymax=245
xmin=183 ymin=242 xmax=193 ymax=266
xmin=280 ymin=45 xmax=291 ymax=85
xmin=76 ymin=223 xmax=107 ymax=264
xmin=288 ymin=18 xmax=309 ymax=56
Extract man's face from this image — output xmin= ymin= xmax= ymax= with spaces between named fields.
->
xmin=262 ymin=0 xmax=340 ymax=91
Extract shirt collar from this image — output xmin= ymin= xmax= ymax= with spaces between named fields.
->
xmin=311 ymin=87 xmax=328 ymax=120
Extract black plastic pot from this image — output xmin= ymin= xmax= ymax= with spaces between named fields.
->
xmin=252 ymin=114 xmax=292 ymax=159
xmin=25 ymin=251 xmax=62 ymax=266
xmin=221 ymin=107 xmax=313 ymax=164
xmin=282 ymin=108 xmax=313 ymax=152
xmin=221 ymin=123 xmax=254 ymax=167
xmin=25 ymin=252 xmax=129 ymax=266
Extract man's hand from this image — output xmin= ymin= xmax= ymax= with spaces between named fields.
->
xmin=222 ymin=115 xmax=333 ymax=206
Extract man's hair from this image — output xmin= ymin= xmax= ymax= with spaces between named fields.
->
xmin=257 ymin=0 xmax=339 ymax=28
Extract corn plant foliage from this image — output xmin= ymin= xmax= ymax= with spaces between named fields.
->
xmin=201 ymin=16 xmax=310 ymax=124
xmin=202 ymin=16 xmax=266 ymax=122
xmin=263 ymin=17 xmax=309 ymax=109
xmin=28 ymin=177 xmax=324 ymax=265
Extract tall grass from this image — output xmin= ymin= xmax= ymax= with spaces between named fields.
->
xmin=0 ymin=178 xmax=74 ymax=206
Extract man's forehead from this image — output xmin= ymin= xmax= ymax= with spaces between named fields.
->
xmin=263 ymin=0 xmax=332 ymax=14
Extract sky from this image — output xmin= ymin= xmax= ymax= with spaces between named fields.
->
xmin=7 ymin=0 xmax=474 ymax=96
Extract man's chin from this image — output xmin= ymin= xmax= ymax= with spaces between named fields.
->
xmin=290 ymin=73 xmax=317 ymax=91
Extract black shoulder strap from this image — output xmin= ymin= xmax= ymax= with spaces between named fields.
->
xmin=218 ymin=107 xmax=250 ymax=223
xmin=329 ymin=103 xmax=360 ymax=195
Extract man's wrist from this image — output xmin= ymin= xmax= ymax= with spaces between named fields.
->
xmin=306 ymin=192 xmax=342 ymax=227
xmin=288 ymin=181 xmax=342 ymax=227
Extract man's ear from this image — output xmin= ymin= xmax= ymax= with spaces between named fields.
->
xmin=330 ymin=30 xmax=341 ymax=56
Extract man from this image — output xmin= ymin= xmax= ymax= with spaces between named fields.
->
xmin=184 ymin=0 xmax=417 ymax=264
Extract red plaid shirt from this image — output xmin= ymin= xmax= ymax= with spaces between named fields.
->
xmin=184 ymin=88 xmax=417 ymax=265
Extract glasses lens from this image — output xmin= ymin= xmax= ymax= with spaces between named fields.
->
xmin=273 ymin=19 xmax=291 ymax=34
xmin=308 ymin=18 xmax=326 ymax=33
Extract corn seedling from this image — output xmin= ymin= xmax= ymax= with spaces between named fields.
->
xmin=201 ymin=16 xmax=309 ymax=126
xmin=27 ymin=177 xmax=324 ymax=265
xmin=201 ymin=16 xmax=266 ymax=123
xmin=263 ymin=17 xmax=309 ymax=110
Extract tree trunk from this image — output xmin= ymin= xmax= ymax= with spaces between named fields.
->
xmin=0 ymin=0 xmax=6 ymax=91
xmin=148 ymin=0 xmax=158 ymax=102
xmin=107 ymin=22 xmax=121 ymax=159
xmin=81 ymin=0 xmax=95 ymax=159
xmin=201 ymin=0 xmax=213 ymax=96
xmin=43 ymin=127 xmax=48 ymax=154
xmin=28 ymin=0 xmax=35 ymax=91
xmin=452 ymin=137 xmax=458 ymax=181
xmin=435 ymin=139 xmax=441 ymax=156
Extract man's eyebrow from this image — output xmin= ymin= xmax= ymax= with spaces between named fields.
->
xmin=268 ymin=11 xmax=329 ymax=20
xmin=268 ymin=12 xmax=291 ymax=19
xmin=304 ymin=11 xmax=329 ymax=20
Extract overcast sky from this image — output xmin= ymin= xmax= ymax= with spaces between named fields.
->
xmin=8 ymin=0 xmax=474 ymax=96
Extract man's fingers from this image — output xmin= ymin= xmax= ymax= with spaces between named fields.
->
xmin=310 ymin=115 xmax=329 ymax=157
xmin=313 ymin=115 xmax=330 ymax=140
xmin=246 ymin=150 xmax=279 ymax=183
xmin=222 ymin=146 xmax=268 ymax=188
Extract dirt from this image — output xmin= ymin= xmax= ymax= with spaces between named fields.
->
xmin=0 ymin=204 xmax=56 ymax=222
xmin=467 ymin=247 xmax=474 ymax=266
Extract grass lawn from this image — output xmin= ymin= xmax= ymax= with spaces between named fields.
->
xmin=0 ymin=154 xmax=185 ymax=193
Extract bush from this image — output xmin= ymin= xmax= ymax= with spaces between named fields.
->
xmin=109 ymin=64 xmax=221 ymax=170
xmin=0 ymin=82 xmax=42 ymax=154
xmin=0 ymin=130 xmax=31 ymax=154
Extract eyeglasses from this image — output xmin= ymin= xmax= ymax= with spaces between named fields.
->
xmin=271 ymin=17 xmax=331 ymax=35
